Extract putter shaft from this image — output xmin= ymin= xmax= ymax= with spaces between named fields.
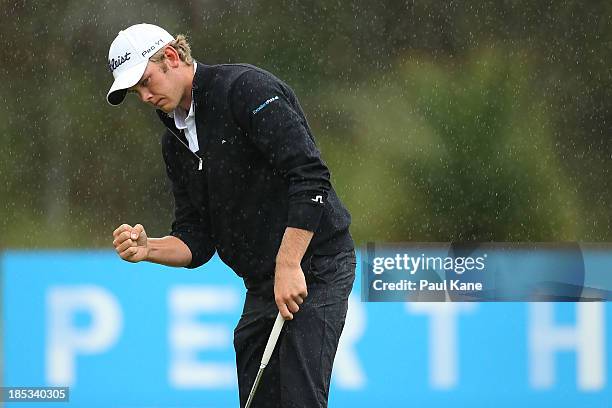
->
xmin=244 ymin=312 xmax=285 ymax=408
xmin=245 ymin=365 xmax=265 ymax=408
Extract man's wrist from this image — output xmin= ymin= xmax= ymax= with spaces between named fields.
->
xmin=144 ymin=239 xmax=161 ymax=263
xmin=143 ymin=246 xmax=151 ymax=262
xmin=275 ymin=227 xmax=313 ymax=268
xmin=275 ymin=255 xmax=301 ymax=267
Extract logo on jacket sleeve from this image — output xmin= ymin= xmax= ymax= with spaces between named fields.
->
xmin=252 ymin=96 xmax=280 ymax=115
xmin=311 ymin=195 xmax=324 ymax=204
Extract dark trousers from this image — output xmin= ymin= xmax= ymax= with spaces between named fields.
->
xmin=234 ymin=250 xmax=356 ymax=408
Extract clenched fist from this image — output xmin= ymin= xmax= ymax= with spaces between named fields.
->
xmin=112 ymin=223 xmax=149 ymax=262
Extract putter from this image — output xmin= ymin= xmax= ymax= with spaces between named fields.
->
xmin=245 ymin=311 xmax=285 ymax=408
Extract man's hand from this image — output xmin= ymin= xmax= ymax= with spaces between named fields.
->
xmin=274 ymin=227 xmax=314 ymax=320
xmin=274 ymin=259 xmax=308 ymax=320
xmin=112 ymin=223 xmax=149 ymax=263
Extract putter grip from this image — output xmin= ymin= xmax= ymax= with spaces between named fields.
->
xmin=260 ymin=312 xmax=285 ymax=366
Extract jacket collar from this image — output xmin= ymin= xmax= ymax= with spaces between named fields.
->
xmin=192 ymin=59 xmax=210 ymax=105
xmin=156 ymin=60 xmax=210 ymax=129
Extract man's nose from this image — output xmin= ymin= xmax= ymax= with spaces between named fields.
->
xmin=138 ymin=89 xmax=153 ymax=103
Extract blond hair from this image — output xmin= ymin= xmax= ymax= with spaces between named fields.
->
xmin=149 ymin=34 xmax=193 ymax=65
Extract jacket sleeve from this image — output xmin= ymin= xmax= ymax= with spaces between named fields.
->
xmin=230 ymin=69 xmax=330 ymax=232
xmin=162 ymin=131 xmax=215 ymax=268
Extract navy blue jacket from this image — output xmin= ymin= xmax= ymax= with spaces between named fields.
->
xmin=157 ymin=62 xmax=353 ymax=290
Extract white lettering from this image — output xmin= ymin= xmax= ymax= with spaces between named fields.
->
xmin=407 ymin=303 xmax=476 ymax=389
xmin=46 ymin=286 xmax=122 ymax=386
xmin=410 ymin=256 xmax=421 ymax=274
xmin=169 ymin=286 xmax=239 ymax=388
xmin=529 ymin=303 xmax=606 ymax=390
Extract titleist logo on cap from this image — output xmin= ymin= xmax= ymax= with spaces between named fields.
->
xmin=108 ymin=52 xmax=131 ymax=72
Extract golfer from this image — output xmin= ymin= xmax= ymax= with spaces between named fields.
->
xmin=108 ymin=23 xmax=355 ymax=408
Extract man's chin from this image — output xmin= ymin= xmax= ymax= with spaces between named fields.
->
xmin=158 ymin=104 xmax=174 ymax=113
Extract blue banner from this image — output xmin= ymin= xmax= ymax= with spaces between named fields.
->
xmin=2 ymin=250 xmax=611 ymax=407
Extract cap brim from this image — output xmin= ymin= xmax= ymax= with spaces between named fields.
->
xmin=106 ymin=61 xmax=148 ymax=106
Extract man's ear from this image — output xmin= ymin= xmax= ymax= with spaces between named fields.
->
xmin=163 ymin=46 xmax=181 ymax=68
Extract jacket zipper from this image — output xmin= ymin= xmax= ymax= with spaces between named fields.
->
xmin=167 ymin=127 xmax=203 ymax=171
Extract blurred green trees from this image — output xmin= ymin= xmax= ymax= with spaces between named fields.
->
xmin=1 ymin=0 xmax=611 ymax=247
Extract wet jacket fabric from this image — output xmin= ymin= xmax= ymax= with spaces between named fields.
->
xmin=156 ymin=62 xmax=354 ymax=290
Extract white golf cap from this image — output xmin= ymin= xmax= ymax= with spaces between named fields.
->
xmin=106 ymin=23 xmax=174 ymax=106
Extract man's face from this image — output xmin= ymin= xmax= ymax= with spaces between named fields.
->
xmin=128 ymin=60 xmax=182 ymax=113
